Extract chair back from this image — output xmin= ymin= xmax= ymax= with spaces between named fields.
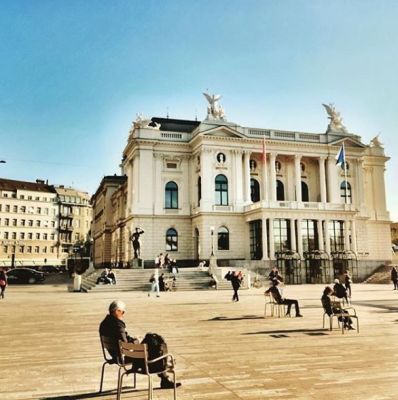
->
xmin=100 ymin=335 xmax=119 ymax=363
xmin=119 ymin=341 xmax=149 ymax=373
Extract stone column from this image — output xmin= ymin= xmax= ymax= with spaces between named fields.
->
xmin=297 ymin=218 xmax=303 ymax=257
xmin=351 ymin=220 xmax=357 ymax=253
xmin=290 ymin=218 xmax=296 ymax=252
xmin=270 ymin=153 xmax=277 ymax=201
xmin=318 ymin=156 xmax=327 ymax=203
xmin=200 ymin=148 xmax=214 ymax=211
xmin=317 ymin=219 xmax=324 ymax=251
xmin=344 ymin=220 xmax=350 ymax=250
xmin=356 ymin=158 xmax=364 ymax=210
xmin=327 ymin=156 xmax=339 ymax=203
xmin=234 ymin=150 xmax=244 ymax=206
xmin=268 ymin=217 xmax=274 ymax=259
xmin=295 ymin=155 xmax=302 ymax=202
xmin=243 ymin=151 xmax=252 ymax=204
xmin=324 ymin=220 xmax=331 ymax=254
xmin=262 ymin=218 xmax=268 ymax=260
xmin=261 ymin=153 xmax=268 ymax=201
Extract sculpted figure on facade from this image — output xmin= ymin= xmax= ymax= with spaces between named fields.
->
xmin=322 ymin=103 xmax=347 ymax=133
xmin=130 ymin=227 xmax=144 ymax=259
xmin=370 ymin=134 xmax=383 ymax=148
xmin=132 ymin=113 xmax=161 ymax=130
xmin=203 ymin=92 xmax=226 ymax=121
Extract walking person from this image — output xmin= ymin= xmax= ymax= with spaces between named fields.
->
xmin=0 ymin=268 xmax=7 ymax=299
xmin=231 ymin=271 xmax=243 ymax=302
xmin=344 ymin=270 xmax=352 ymax=298
xmin=148 ymin=268 xmax=160 ymax=297
xmin=391 ymin=266 xmax=398 ymax=290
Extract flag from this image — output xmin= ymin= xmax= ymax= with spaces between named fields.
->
xmin=335 ymin=145 xmax=345 ymax=168
xmin=262 ymin=135 xmax=267 ymax=164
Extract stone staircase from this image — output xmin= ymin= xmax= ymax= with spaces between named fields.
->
xmin=364 ymin=264 xmax=395 ymax=284
xmin=81 ymin=268 xmax=233 ymax=292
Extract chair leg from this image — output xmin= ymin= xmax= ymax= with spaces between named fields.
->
xmin=172 ymin=370 xmax=177 ymax=400
xmin=99 ymin=361 xmax=106 ymax=393
xmin=148 ymin=375 xmax=153 ymax=400
xmin=117 ymin=369 xmax=125 ymax=400
xmin=133 ymin=372 xmax=136 ymax=388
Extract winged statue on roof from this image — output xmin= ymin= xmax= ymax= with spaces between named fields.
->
xmin=322 ymin=103 xmax=347 ymax=133
xmin=203 ymin=92 xmax=226 ymax=121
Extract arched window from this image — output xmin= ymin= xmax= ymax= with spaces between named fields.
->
xmin=215 ymin=174 xmax=228 ymax=205
xmin=165 ymin=181 xmax=178 ymax=209
xmin=166 ymin=228 xmax=178 ymax=251
xmin=301 ymin=181 xmax=309 ymax=202
xmin=276 ymin=180 xmax=285 ymax=201
xmin=250 ymin=178 xmax=260 ymax=202
xmin=197 ymin=176 xmax=201 ymax=206
xmin=218 ymin=226 xmax=229 ymax=250
xmin=340 ymin=181 xmax=352 ymax=204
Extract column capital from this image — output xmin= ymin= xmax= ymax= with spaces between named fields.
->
xmin=318 ymin=155 xmax=327 ymax=161
xmin=294 ymin=154 xmax=302 ymax=161
xmin=243 ymin=149 xmax=252 ymax=156
xmin=232 ymin=148 xmax=244 ymax=155
xmin=269 ymin=152 xmax=277 ymax=159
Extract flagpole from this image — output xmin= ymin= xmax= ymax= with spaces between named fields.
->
xmin=343 ymin=141 xmax=348 ymax=204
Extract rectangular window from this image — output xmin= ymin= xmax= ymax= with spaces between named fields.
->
xmin=3 ymin=245 xmax=8 ymax=253
xmin=5 ymin=218 xmax=9 ymax=226
xmin=273 ymin=219 xmax=290 ymax=253
xmin=301 ymin=219 xmax=317 ymax=253
xmin=27 ymin=246 xmax=32 ymax=253
xmin=35 ymin=246 xmax=40 ymax=253
xmin=43 ymin=246 xmax=47 ymax=253
xmin=5 ymin=205 xmax=10 ymax=212
xmin=21 ymin=219 xmax=26 ymax=226
xmin=50 ymin=234 xmax=55 ymax=240
xmin=28 ymin=233 xmax=33 ymax=239
xmin=20 ymin=206 xmax=26 ymax=213
xmin=20 ymin=232 xmax=25 ymax=239
xmin=19 ymin=246 xmax=24 ymax=253
xmin=12 ymin=232 xmax=16 ymax=239
xmin=13 ymin=205 xmax=18 ymax=212
xmin=329 ymin=220 xmax=344 ymax=252
xmin=28 ymin=220 xmax=33 ymax=226
xmin=36 ymin=233 xmax=40 ymax=239
xmin=20 ymin=195 xmax=25 ymax=199
xmin=36 ymin=220 xmax=41 ymax=227
xmin=12 ymin=219 xmax=17 ymax=226
xmin=37 ymin=207 xmax=41 ymax=214
xmin=43 ymin=233 xmax=48 ymax=240
xmin=4 ymin=232 xmax=9 ymax=239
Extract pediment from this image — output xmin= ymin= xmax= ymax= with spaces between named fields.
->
xmin=329 ymin=137 xmax=366 ymax=148
xmin=200 ymin=125 xmax=245 ymax=139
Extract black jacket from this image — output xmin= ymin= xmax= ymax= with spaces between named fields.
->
xmin=99 ymin=314 xmax=135 ymax=360
xmin=265 ymin=285 xmax=283 ymax=304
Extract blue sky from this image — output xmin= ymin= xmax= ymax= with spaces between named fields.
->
xmin=1 ymin=0 xmax=397 ymax=219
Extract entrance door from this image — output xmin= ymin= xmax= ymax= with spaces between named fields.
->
xmin=249 ymin=220 xmax=263 ymax=260
xmin=194 ymin=228 xmax=200 ymax=260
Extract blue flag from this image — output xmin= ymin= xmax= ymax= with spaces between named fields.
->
xmin=335 ymin=145 xmax=345 ymax=167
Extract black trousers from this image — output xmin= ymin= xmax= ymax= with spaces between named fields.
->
xmin=282 ymin=299 xmax=300 ymax=315
xmin=393 ymin=280 xmax=398 ymax=290
xmin=0 ymin=285 xmax=5 ymax=298
xmin=232 ymin=287 xmax=240 ymax=301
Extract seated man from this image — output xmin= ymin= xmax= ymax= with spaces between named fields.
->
xmin=96 ymin=268 xmax=112 ymax=285
xmin=108 ymin=269 xmax=117 ymax=285
xmin=265 ymin=278 xmax=303 ymax=317
xmin=321 ymin=286 xmax=354 ymax=330
xmin=99 ymin=300 xmax=181 ymax=389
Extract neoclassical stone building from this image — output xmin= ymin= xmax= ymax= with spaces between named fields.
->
xmin=92 ymin=96 xmax=392 ymax=280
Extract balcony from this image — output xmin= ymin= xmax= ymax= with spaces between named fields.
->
xmin=244 ymin=201 xmax=356 ymax=213
xmin=59 ymin=225 xmax=74 ymax=232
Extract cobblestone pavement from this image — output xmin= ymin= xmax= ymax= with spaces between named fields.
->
xmin=1 ymin=283 xmax=398 ymax=400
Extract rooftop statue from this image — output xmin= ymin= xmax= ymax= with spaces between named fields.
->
xmin=322 ymin=103 xmax=347 ymax=133
xmin=203 ymin=92 xmax=226 ymax=121
xmin=370 ymin=134 xmax=383 ymax=148
xmin=132 ymin=113 xmax=161 ymax=130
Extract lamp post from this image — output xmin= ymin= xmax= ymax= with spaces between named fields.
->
xmin=210 ymin=226 xmax=215 ymax=256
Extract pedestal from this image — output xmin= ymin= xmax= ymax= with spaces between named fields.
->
xmin=73 ymin=274 xmax=82 ymax=292
xmin=209 ymin=255 xmax=218 ymax=276
xmin=131 ymin=258 xmax=143 ymax=269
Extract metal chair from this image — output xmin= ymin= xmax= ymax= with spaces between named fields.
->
xmin=322 ymin=301 xmax=359 ymax=334
xmin=118 ymin=340 xmax=177 ymax=400
xmin=264 ymin=292 xmax=288 ymax=318
xmin=99 ymin=335 xmax=134 ymax=393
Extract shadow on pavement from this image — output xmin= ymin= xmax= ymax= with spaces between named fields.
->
xmin=41 ymin=387 xmax=141 ymax=400
xmin=243 ymin=328 xmax=330 ymax=336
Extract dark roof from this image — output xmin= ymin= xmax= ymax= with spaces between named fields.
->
xmin=150 ymin=117 xmax=200 ymax=133
xmin=0 ymin=178 xmax=56 ymax=193
xmin=91 ymin=175 xmax=127 ymax=202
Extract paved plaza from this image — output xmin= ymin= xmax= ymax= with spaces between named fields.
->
xmin=1 ymin=282 xmax=398 ymax=400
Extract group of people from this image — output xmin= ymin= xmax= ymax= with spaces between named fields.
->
xmin=154 ymin=253 xmax=178 ymax=274
xmin=96 ymin=268 xmax=117 ymax=285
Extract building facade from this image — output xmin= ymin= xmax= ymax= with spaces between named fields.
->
xmin=54 ymin=186 xmax=92 ymax=255
xmin=92 ymin=96 xmax=392 ymax=279
xmin=0 ymin=179 xmax=59 ymax=267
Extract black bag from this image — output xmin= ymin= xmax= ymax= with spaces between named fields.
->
xmin=224 ymin=272 xmax=232 ymax=281
xmin=134 ymin=333 xmax=168 ymax=373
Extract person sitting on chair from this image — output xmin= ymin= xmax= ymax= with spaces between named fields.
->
xmin=321 ymin=286 xmax=354 ymax=330
xmin=99 ymin=300 xmax=181 ymax=389
xmin=265 ymin=278 xmax=303 ymax=317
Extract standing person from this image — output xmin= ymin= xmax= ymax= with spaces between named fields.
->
xmin=159 ymin=273 xmax=165 ymax=292
xmin=0 ymin=268 xmax=7 ymax=299
xmin=333 ymin=279 xmax=349 ymax=304
xmin=268 ymin=266 xmax=283 ymax=282
xmin=391 ymin=266 xmax=398 ymax=290
xmin=148 ymin=268 xmax=160 ymax=297
xmin=99 ymin=300 xmax=181 ymax=389
xmin=265 ymin=278 xmax=303 ymax=317
xmin=344 ymin=270 xmax=352 ymax=297
xmin=231 ymin=271 xmax=243 ymax=302
xmin=155 ymin=254 xmax=161 ymax=269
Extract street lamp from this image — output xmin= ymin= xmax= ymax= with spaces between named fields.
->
xmin=210 ymin=226 xmax=215 ymax=256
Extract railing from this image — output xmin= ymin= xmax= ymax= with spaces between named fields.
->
xmin=247 ymin=128 xmax=322 ymax=143
xmin=244 ymin=201 xmax=356 ymax=212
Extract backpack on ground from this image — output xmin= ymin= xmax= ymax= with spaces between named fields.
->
xmin=139 ymin=332 xmax=168 ymax=373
